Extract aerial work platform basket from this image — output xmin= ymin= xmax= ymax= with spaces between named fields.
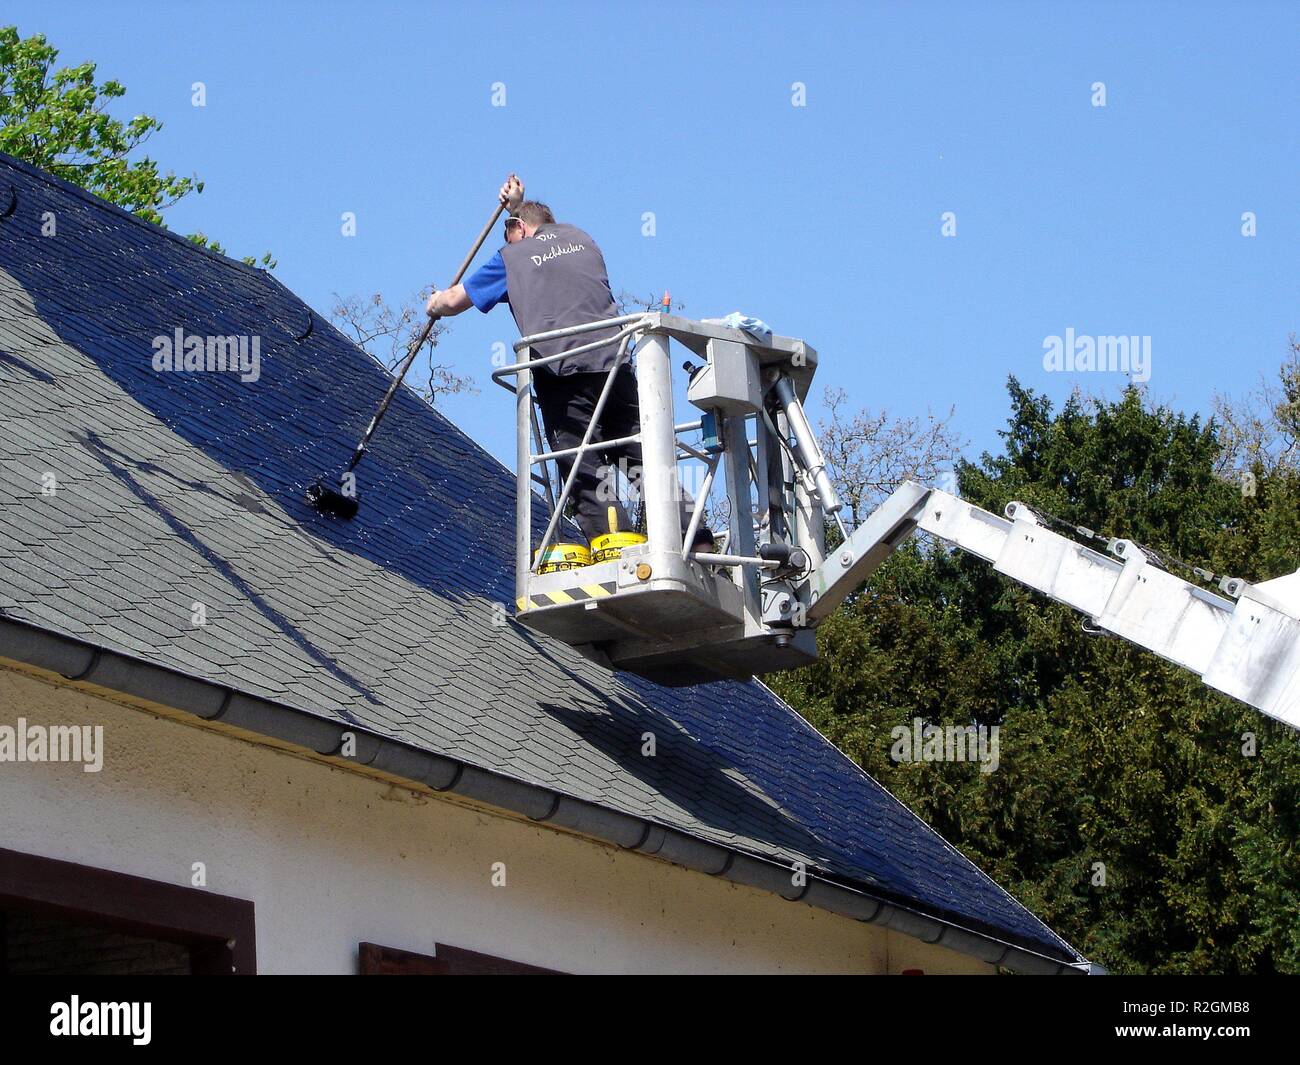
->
xmin=495 ymin=312 xmax=827 ymax=685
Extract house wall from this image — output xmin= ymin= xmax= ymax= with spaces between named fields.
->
xmin=0 ymin=664 xmax=992 ymax=975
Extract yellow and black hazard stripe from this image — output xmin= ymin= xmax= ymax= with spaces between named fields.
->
xmin=517 ymin=580 xmax=618 ymax=612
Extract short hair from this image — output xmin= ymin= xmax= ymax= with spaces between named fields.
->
xmin=517 ymin=200 xmax=555 ymax=226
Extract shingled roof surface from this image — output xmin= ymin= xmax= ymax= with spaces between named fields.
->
xmin=0 ymin=151 xmax=1080 ymax=964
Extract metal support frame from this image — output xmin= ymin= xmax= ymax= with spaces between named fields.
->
xmin=495 ymin=313 xmax=815 ymax=588
xmin=636 ymin=331 xmax=684 ymax=556
xmin=722 ymin=410 xmax=761 ymax=615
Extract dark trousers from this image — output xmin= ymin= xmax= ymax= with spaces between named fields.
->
xmin=533 ymin=366 xmax=644 ymax=544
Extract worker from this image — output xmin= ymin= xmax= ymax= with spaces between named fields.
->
xmin=427 ymin=175 xmax=709 ymax=551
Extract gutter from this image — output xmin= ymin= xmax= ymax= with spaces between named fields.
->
xmin=0 ymin=614 xmax=1091 ymax=975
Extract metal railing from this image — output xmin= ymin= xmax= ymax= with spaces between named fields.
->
xmin=496 ymin=311 xmax=831 ymax=608
xmin=490 ymin=314 xmax=652 ymax=392
xmin=494 ymin=315 xmax=651 ymax=578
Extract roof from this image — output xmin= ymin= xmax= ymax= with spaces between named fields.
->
xmin=0 ymin=151 xmax=1086 ymax=971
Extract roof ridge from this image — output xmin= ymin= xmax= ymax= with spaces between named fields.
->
xmin=0 ymin=149 xmax=274 ymax=284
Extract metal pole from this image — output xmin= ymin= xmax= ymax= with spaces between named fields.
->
xmin=635 ymin=331 xmax=682 ymax=553
xmin=510 ymin=313 xmax=650 ymax=350
xmin=535 ymin=431 xmax=642 ymax=463
xmin=681 ymin=456 xmax=719 ymax=558
xmin=690 ymin=552 xmax=781 ymax=569
xmin=772 ymin=375 xmax=845 ymax=523
xmin=722 ymin=412 xmax=761 ymax=614
xmin=345 ymin=200 xmax=506 ymax=472
xmin=792 ymin=463 xmax=825 ymax=576
xmin=493 ymin=318 xmax=648 ymax=393
xmin=531 ymin=335 xmax=634 ymax=571
xmin=515 ymin=356 xmax=534 ymax=605
xmin=529 ymin=402 xmax=556 ymax=510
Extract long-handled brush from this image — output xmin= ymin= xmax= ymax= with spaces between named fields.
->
xmin=305 ymin=197 xmax=509 ymax=519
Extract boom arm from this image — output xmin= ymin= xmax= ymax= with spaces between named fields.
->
xmin=803 ymin=481 xmax=1300 ymax=730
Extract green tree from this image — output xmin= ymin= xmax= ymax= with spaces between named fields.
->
xmin=773 ymin=374 xmax=1300 ymax=973
xmin=0 ymin=26 xmax=272 ymax=267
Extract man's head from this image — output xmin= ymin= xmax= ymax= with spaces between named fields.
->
xmin=504 ymin=200 xmax=555 ymax=242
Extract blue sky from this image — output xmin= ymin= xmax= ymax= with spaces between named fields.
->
xmin=15 ymin=1 xmax=1299 ymax=473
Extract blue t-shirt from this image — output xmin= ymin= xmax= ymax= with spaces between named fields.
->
xmin=463 ymin=251 xmax=509 ymax=312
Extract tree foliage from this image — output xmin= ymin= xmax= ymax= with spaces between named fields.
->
xmin=0 ymin=26 xmax=272 ymax=266
xmin=772 ymin=366 xmax=1300 ymax=973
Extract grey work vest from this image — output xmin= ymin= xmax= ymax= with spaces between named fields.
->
xmin=499 ymin=222 xmax=623 ymax=375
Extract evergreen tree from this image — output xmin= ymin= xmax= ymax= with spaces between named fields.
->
xmin=774 ymin=376 xmax=1300 ymax=973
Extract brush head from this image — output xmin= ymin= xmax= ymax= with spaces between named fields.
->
xmin=305 ymin=479 xmax=360 ymax=520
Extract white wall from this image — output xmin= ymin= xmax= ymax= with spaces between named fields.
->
xmin=0 ymin=663 xmax=992 ymax=974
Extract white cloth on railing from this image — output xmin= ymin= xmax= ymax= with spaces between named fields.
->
xmin=718 ymin=312 xmax=773 ymax=341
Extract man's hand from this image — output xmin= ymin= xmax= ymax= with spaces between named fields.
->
xmin=426 ymin=284 xmax=472 ymax=318
xmin=499 ymin=173 xmax=524 ymax=212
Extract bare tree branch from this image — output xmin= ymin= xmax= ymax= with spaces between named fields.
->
xmin=1211 ymin=334 xmax=1300 ymax=475
xmin=614 ymin=288 xmax=682 ymax=315
xmin=818 ymin=386 xmax=964 ymax=525
xmin=329 ymin=290 xmax=476 ymax=403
